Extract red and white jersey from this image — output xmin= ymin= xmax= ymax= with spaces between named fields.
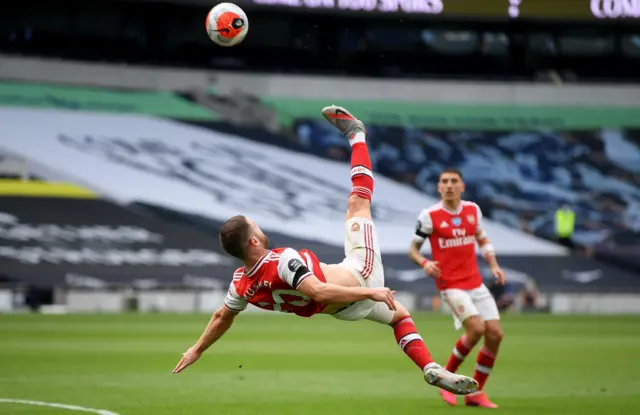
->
xmin=414 ymin=200 xmax=487 ymax=291
xmin=224 ymin=247 xmax=328 ymax=317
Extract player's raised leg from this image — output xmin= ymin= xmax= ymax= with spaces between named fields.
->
xmin=321 ymin=105 xmax=373 ymax=221
xmin=322 ymin=105 xmax=478 ymax=396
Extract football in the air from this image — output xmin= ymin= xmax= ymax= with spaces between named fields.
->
xmin=206 ymin=3 xmax=249 ymax=47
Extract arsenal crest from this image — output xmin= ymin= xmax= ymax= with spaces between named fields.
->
xmin=467 ymin=215 xmax=476 ymax=224
xmin=351 ymin=222 xmax=360 ymax=232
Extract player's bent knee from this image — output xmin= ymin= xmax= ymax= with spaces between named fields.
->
xmin=389 ymin=301 xmax=411 ymax=325
xmin=364 ymin=302 xmax=395 ymax=325
xmin=346 ymin=196 xmax=371 ymax=220
xmin=485 ymin=323 xmax=503 ymax=343
xmin=468 ymin=326 xmax=485 ymax=341
xmin=463 ymin=316 xmax=485 ymax=340
xmin=348 ymin=195 xmax=369 ymax=210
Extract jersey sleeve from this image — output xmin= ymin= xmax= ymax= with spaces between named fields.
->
xmin=224 ymin=281 xmax=248 ymax=312
xmin=474 ymin=204 xmax=488 ymax=239
xmin=413 ymin=209 xmax=433 ymax=243
xmin=277 ymin=248 xmax=314 ymax=289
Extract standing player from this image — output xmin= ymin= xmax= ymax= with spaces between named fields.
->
xmin=173 ymin=106 xmax=479 ymax=397
xmin=408 ymin=169 xmax=506 ymax=408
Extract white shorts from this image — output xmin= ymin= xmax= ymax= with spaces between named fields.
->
xmin=441 ymin=284 xmax=500 ymax=330
xmin=331 ymin=217 xmax=393 ymax=324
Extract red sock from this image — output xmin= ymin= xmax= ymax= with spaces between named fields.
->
xmin=392 ymin=317 xmax=434 ymax=370
xmin=445 ymin=335 xmax=472 ymax=373
xmin=349 ymin=139 xmax=374 ymax=202
xmin=474 ymin=347 xmax=496 ymax=390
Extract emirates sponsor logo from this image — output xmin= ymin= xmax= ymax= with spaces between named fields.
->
xmin=438 ymin=227 xmax=475 ymax=249
xmin=438 ymin=235 xmax=476 ymax=249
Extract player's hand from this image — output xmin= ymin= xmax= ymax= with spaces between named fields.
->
xmin=172 ymin=346 xmax=202 ymax=374
xmin=491 ymin=265 xmax=506 ymax=285
xmin=423 ymin=261 xmax=441 ymax=278
xmin=368 ymin=288 xmax=397 ymax=311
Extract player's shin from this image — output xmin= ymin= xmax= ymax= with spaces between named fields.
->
xmin=473 ymin=326 xmax=502 ymax=390
xmin=473 ymin=347 xmax=498 ymax=390
xmin=349 ymin=133 xmax=374 ymax=202
xmin=391 ymin=316 xmax=435 ymax=370
xmin=445 ymin=335 xmax=474 ymax=373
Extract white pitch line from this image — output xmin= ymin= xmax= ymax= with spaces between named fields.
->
xmin=0 ymin=399 xmax=121 ymax=415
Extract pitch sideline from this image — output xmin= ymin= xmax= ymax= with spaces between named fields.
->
xmin=0 ymin=399 xmax=121 ymax=415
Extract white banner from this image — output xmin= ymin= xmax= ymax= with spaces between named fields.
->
xmin=0 ymin=108 xmax=566 ymax=255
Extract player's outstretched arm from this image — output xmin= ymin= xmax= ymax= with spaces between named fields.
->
xmin=297 ymin=276 xmax=396 ymax=311
xmin=172 ymin=306 xmax=239 ymax=374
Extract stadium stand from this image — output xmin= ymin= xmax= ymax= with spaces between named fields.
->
xmin=1 ymin=0 xmax=639 ymax=314
xmin=286 ymin=111 xmax=640 ymax=269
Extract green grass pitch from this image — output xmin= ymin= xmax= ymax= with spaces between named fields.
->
xmin=1 ymin=313 xmax=639 ymax=415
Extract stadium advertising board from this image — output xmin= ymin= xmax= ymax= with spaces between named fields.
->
xmin=232 ymin=0 xmax=640 ymax=20
xmin=380 ymin=253 xmax=640 ymax=294
xmin=0 ymin=107 xmax=566 ymax=255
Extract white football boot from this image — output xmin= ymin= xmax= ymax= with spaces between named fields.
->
xmin=424 ymin=363 xmax=479 ymax=395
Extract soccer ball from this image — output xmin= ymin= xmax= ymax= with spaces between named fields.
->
xmin=206 ymin=3 xmax=249 ymax=47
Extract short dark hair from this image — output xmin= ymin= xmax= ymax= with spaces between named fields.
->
xmin=219 ymin=215 xmax=251 ymax=260
xmin=439 ymin=168 xmax=463 ymax=181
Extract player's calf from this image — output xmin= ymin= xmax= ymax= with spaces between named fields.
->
xmin=387 ymin=309 xmax=478 ymax=395
xmin=473 ymin=320 xmax=503 ymax=392
xmin=366 ymin=302 xmax=436 ymax=372
xmin=347 ymin=138 xmax=374 ymax=219
xmin=392 ymin=315 xmax=435 ymax=369
xmin=445 ymin=316 xmax=484 ymax=373
xmin=445 ymin=335 xmax=472 ymax=374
